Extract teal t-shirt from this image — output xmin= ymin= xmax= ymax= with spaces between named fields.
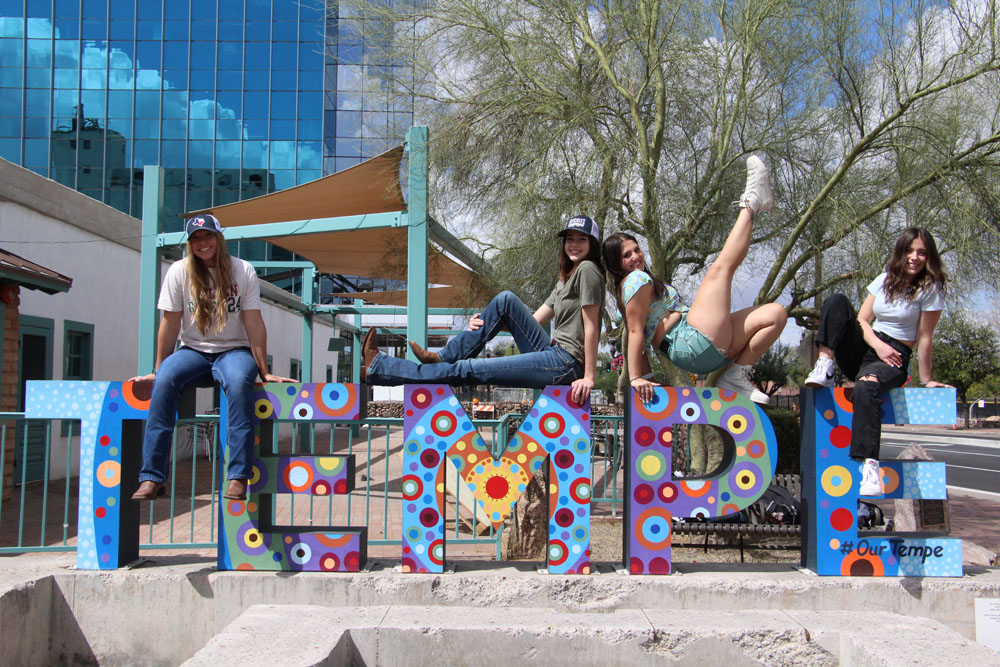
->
xmin=621 ymin=270 xmax=687 ymax=345
xmin=544 ymin=260 xmax=605 ymax=364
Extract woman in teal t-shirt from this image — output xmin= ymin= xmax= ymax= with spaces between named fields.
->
xmin=603 ymin=156 xmax=788 ymax=406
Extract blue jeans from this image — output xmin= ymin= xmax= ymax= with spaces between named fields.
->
xmin=366 ymin=291 xmax=583 ymax=388
xmin=139 ymin=346 xmax=258 ymax=483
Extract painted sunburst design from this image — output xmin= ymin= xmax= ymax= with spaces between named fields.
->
xmin=464 ymin=457 xmax=530 ymax=528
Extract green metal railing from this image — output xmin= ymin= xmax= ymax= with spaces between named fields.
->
xmin=0 ymin=411 xmax=624 ymax=558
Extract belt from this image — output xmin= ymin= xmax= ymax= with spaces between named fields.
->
xmin=658 ymin=337 xmax=671 ymax=355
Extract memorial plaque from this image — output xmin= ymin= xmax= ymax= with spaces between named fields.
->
xmin=919 ymin=499 xmax=948 ymax=531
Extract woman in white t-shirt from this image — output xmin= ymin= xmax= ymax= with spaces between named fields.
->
xmin=804 ymin=227 xmax=950 ymax=495
xmin=130 ymin=214 xmax=290 ymax=502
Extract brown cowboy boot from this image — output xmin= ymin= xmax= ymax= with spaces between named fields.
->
xmin=131 ymin=481 xmax=165 ymax=501
xmin=360 ymin=327 xmax=378 ymax=383
xmin=223 ymin=479 xmax=248 ymax=500
xmin=408 ymin=340 xmax=440 ymax=364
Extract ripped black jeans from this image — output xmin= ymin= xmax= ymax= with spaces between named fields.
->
xmin=816 ymin=294 xmax=911 ymax=460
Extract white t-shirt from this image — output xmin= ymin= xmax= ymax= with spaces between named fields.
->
xmin=868 ymin=272 xmax=944 ymax=342
xmin=159 ymin=256 xmax=262 ymax=353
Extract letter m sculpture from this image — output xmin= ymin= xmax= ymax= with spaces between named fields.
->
xmin=401 ymin=385 xmax=591 ymax=574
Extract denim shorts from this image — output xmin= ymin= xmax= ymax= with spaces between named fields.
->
xmin=659 ymin=314 xmax=730 ymax=374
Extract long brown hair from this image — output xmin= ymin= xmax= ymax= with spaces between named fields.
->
xmin=883 ymin=227 xmax=947 ymax=301
xmin=186 ymin=231 xmax=234 ymax=336
xmin=602 ymin=232 xmax=666 ymax=309
xmin=557 ymin=234 xmax=604 ymax=282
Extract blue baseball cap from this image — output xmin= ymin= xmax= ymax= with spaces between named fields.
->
xmin=185 ymin=214 xmax=223 ymax=237
xmin=558 ymin=215 xmax=600 ymax=241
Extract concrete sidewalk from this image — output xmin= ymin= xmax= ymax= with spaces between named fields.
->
xmin=2 ymin=554 xmax=1000 ymax=665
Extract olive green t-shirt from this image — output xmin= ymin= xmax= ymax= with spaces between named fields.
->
xmin=544 ymin=260 xmax=605 ymax=365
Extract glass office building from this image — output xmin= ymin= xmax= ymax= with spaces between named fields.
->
xmin=0 ymin=0 xmax=412 ymax=235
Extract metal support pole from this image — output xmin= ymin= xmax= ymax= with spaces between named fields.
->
xmin=138 ymin=165 xmax=165 ymax=374
xmin=405 ymin=126 xmax=429 ymax=361
xmin=301 ymin=267 xmax=315 ymax=382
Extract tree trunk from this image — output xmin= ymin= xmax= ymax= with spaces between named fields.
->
xmin=503 ymin=467 xmax=548 ymax=560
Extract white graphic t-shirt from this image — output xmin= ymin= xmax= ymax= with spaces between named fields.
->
xmin=159 ymin=256 xmax=262 ymax=353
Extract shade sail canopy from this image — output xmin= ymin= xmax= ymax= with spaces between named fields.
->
xmin=184 ymin=146 xmax=492 ymax=306
xmin=327 ymin=284 xmax=493 ymax=309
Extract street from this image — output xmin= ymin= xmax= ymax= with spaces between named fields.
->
xmin=880 ymin=429 xmax=1000 ymax=497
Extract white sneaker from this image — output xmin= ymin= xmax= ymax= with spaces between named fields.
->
xmin=804 ymin=356 xmax=835 ymax=388
xmin=716 ymin=364 xmax=770 ymax=405
xmin=859 ymin=458 xmax=882 ymax=496
xmin=737 ymin=155 xmax=774 ymax=214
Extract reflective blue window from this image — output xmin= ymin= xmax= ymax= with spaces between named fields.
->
xmin=244 ymin=119 xmax=267 ymax=140
xmin=242 ymin=140 xmax=267 ymax=168
xmin=55 ymin=0 xmax=80 ymax=18
xmin=190 ymin=42 xmax=216 ymax=69
xmin=217 ymin=70 xmax=241 ymax=90
xmin=53 ymin=68 xmax=78 ymax=88
xmin=24 ymin=116 xmax=48 ymax=138
xmin=297 ymin=92 xmax=321 ymax=117
xmin=109 ymin=0 xmax=135 ymax=20
xmin=168 ymin=86 xmax=215 ymax=120
xmin=296 ymin=169 xmax=320 ymax=185
xmin=272 ymin=42 xmax=296 ymax=69
xmin=217 ymin=91 xmax=241 ymax=116
xmin=24 ymin=138 xmax=49 ymax=167
xmin=53 ymin=19 xmax=80 ymax=39
xmin=271 ymin=70 xmax=296 ymax=91
xmin=161 ymin=140 xmax=185 ymax=167
xmin=191 ymin=21 xmax=215 ymax=41
xmin=135 ymin=41 xmax=161 ymax=69
xmin=0 ymin=18 xmax=25 ymax=38
xmin=0 ymin=117 xmax=20 ymax=136
xmin=163 ymin=21 xmax=188 ymax=40
xmin=271 ymin=169 xmax=294 ymax=190
xmin=216 ymin=118 xmax=241 ymax=139
xmin=273 ymin=2 xmax=296 ymax=21
xmin=270 ymin=119 xmax=294 ymax=139
xmin=245 ymin=22 xmax=269 ymax=41
xmin=244 ymin=91 xmax=268 ymax=118
xmin=189 ymin=92 xmax=215 ymax=117
xmin=52 ymin=89 xmax=79 ymax=113
xmin=163 ymin=42 xmax=188 ymax=68
xmin=132 ymin=139 xmax=158 ymax=166
xmin=190 ymin=69 xmax=214 ymax=89
xmin=109 ymin=41 xmax=134 ymax=68
xmin=136 ymin=20 xmax=161 ymax=40
xmin=296 ymin=140 xmax=320 ymax=168
xmin=0 ymin=138 xmax=20 ymax=161
xmin=298 ymin=69 xmax=322 ymax=91
xmin=0 ymin=66 xmax=24 ymax=87
xmin=215 ymin=140 xmax=240 ymax=168
xmin=82 ymin=0 xmax=107 ymax=20
xmin=162 ymin=119 xmax=186 ymax=138
xmin=79 ymin=90 xmax=105 ymax=115
xmin=137 ymin=3 xmax=161 ymax=20
xmin=336 ymin=111 xmax=359 ymax=137
xmin=218 ymin=21 xmax=242 ymax=39
xmin=26 ymin=68 xmax=51 ymax=88
xmin=218 ymin=0 xmax=243 ymax=21
xmin=270 ymin=91 xmax=295 ymax=119
xmin=107 ymin=90 xmax=132 ymax=117
xmin=134 ymin=118 xmax=159 ymax=139
xmin=189 ymin=119 xmax=213 ymax=139
xmin=245 ymin=43 xmax=268 ymax=69
xmin=217 ymin=42 xmax=241 ymax=69
xmin=25 ymin=89 xmax=50 ymax=116
xmin=164 ymin=3 xmax=187 ymax=20
xmin=272 ymin=21 xmax=296 ymax=41
xmin=109 ymin=20 xmax=134 ymax=40
xmin=191 ymin=1 xmax=216 ymax=21
xmin=0 ymin=39 xmax=24 ymax=67
xmin=26 ymin=38 xmax=52 ymax=67
xmin=54 ymin=40 xmax=79 ymax=67
xmin=134 ymin=90 xmax=160 ymax=117
xmin=297 ymin=119 xmax=320 ymax=139
xmin=162 ymin=68 xmax=187 ymax=88
xmin=81 ymin=42 xmax=107 ymax=69
xmin=27 ymin=18 xmax=53 ymax=38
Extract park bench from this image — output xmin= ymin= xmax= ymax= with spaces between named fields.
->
xmin=671 ymin=473 xmax=802 ymax=562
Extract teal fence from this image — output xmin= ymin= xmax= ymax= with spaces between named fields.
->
xmin=0 ymin=411 xmax=623 ymax=559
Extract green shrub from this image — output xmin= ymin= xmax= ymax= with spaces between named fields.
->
xmin=762 ymin=406 xmax=801 ymax=474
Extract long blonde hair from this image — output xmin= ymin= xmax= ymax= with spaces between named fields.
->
xmin=186 ymin=232 xmax=233 ymax=336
